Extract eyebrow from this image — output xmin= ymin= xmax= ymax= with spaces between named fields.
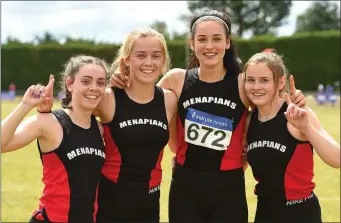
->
xmin=246 ymin=76 xmax=270 ymax=79
xmin=135 ymin=51 xmax=162 ymax=54
xmin=82 ymin=76 xmax=106 ymax=80
xmin=197 ymin=34 xmax=224 ymax=37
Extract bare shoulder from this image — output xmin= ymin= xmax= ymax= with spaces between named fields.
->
xmin=158 ymin=68 xmax=186 ymax=98
xmin=158 ymin=68 xmax=185 ymax=85
xmin=165 ymin=68 xmax=186 ymax=79
xmin=36 ymin=112 xmax=59 ymax=127
xmin=16 ymin=112 xmax=55 ymax=132
xmin=96 ymin=87 xmax=115 ymax=123
xmin=158 ymin=68 xmax=186 ymax=86
xmin=36 ymin=112 xmax=64 ymax=141
xmin=163 ymin=89 xmax=178 ymax=106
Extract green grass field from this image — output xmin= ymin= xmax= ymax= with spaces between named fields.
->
xmin=1 ymin=96 xmax=340 ymax=222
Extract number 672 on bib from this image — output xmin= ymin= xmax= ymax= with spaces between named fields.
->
xmin=184 ymin=108 xmax=233 ymax=151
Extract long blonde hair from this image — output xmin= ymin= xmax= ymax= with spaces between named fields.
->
xmin=110 ymin=28 xmax=171 ymax=76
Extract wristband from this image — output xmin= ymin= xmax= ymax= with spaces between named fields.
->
xmin=37 ymin=109 xmax=52 ymax=113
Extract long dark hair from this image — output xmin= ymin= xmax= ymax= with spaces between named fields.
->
xmin=188 ymin=9 xmax=242 ymax=75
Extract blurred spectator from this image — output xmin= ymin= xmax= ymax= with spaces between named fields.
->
xmin=262 ymin=48 xmax=276 ymax=53
xmin=315 ymin=83 xmax=326 ymax=105
xmin=8 ymin=82 xmax=16 ymax=100
xmin=326 ymin=84 xmax=337 ymax=106
xmin=315 ymin=83 xmax=338 ymax=106
xmin=57 ymin=91 xmax=65 ymax=101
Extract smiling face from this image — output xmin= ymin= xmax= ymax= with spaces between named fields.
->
xmin=125 ymin=36 xmax=165 ymax=85
xmin=67 ymin=64 xmax=106 ymax=110
xmin=190 ymin=20 xmax=230 ymax=68
xmin=245 ymin=62 xmax=286 ymax=107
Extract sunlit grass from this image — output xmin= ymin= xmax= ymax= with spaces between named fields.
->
xmin=1 ymin=96 xmax=340 ymax=222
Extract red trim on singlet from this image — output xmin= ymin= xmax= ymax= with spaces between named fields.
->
xmin=31 ymin=210 xmax=44 ymax=220
xmin=254 ymin=177 xmax=260 ymax=195
xmin=35 ymin=153 xmax=70 ymax=222
xmin=93 ymin=186 xmax=99 ymax=222
xmin=285 ymin=143 xmax=315 ymax=200
xmin=220 ymin=111 xmax=247 ymax=170
xmin=176 ymin=116 xmax=188 ymax=165
xmin=102 ymin=125 xmax=121 ymax=183
xmin=149 ymin=148 xmax=164 ymax=188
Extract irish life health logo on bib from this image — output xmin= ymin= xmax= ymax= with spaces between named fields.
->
xmin=184 ymin=108 xmax=233 ymax=151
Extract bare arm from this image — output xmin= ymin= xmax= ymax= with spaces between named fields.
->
xmin=2 ymin=112 xmax=54 ymax=153
xmin=304 ymin=122 xmax=340 ymax=168
xmin=94 ymin=87 xmax=115 ymax=123
xmin=1 ymin=103 xmax=44 ymax=152
xmin=285 ymin=94 xmax=340 ymax=168
xmin=157 ymin=68 xmax=186 ymax=98
xmin=158 ymin=69 xmax=185 ymax=153
xmin=299 ymin=107 xmax=340 ymax=168
xmin=2 ymin=80 xmax=55 ymax=152
xmin=168 ymin=115 xmax=178 ymax=153
xmin=163 ymin=89 xmax=178 ymax=153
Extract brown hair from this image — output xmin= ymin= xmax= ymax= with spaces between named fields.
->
xmin=244 ymin=52 xmax=289 ymax=96
xmin=60 ymin=55 xmax=109 ymax=109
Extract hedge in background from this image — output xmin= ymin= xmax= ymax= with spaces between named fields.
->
xmin=1 ymin=31 xmax=339 ymax=92
xmin=236 ymin=31 xmax=340 ymax=91
xmin=1 ymin=45 xmax=119 ymax=93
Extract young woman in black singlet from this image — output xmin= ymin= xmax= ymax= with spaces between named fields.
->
xmin=110 ymin=10 xmax=307 ymax=223
xmin=2 ymin=55 xmax=109 ymax=223
xmin=94 ymin=28 xmax=178 ymax=223
xmin=244 ymin=52 xmax=340 ymax=223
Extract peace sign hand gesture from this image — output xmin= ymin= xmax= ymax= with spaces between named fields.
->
xmin=289 ymin=75 xmax=306 ymax=107
xmin=284 ymin=93 xmax=309 ymax=132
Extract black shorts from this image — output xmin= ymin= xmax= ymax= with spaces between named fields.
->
xmin=254 ymin=192 xmax=322 ymax=223
xmin=29 ymin=208 xmax=52 ymax=223
xmin=169 ymin=163 xmax=248 ymax=223
xmin=96 ymin=174 xmax=160 ymax=223
xmin=29 ymin=219 xmax=48 ymax=223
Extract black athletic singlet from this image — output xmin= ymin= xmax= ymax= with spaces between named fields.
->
xmin=169 ymin=68 xmax=249 ymax=223
xmin=97 ymin=87 xmax=169 ymax=223
xmin=176 ymin=67 xmax=247 ymax=170
xmin=101 ymin=86 xmax=169 ymax=189
xmin=247 ymin=103 xmax=315 ymax=201
xmin=31 ymin=109 xmax=105 ymax=223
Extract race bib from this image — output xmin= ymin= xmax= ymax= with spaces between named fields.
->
xmin=184 ymin=108 xmax=233 ymax=151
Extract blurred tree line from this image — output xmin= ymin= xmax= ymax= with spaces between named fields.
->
xmin=3 ymin=1 xmax=340 ymax=46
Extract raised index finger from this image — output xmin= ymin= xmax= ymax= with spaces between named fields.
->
xmin=289 ymin=75 xmax=297 ymax=95
xmin=119 ymin=58 xmax=127 ymax=77
xmin=45 ymin=74 xmax=55 ymax=92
